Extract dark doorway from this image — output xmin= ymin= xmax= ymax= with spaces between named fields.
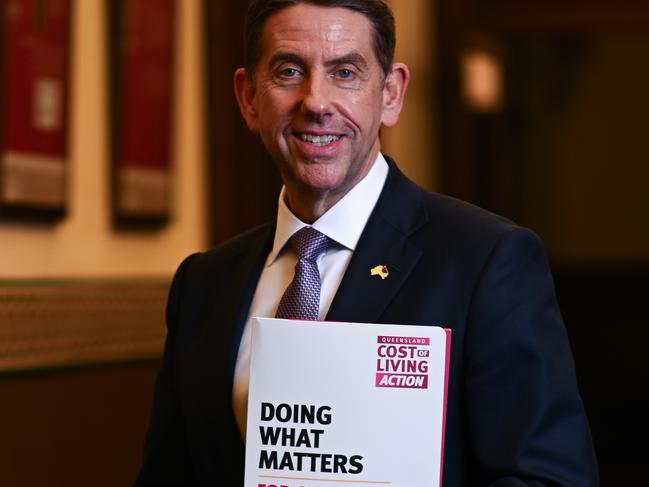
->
xmin=435 ymin=1 xmax=649 ymax=483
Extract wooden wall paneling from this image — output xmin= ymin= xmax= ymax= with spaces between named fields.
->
xmin=435 ymin=0 xmax=480 ymax=203
xmin=0 ymin=280 xmax=168 ymax=486
xmin=436 ymin=0 xmax=649 ymax=203
xmin=203 ymin=1 xmax=281 ymax=246
xmin=0 ymin=280 xmax=167 ymax=371
xmin=0 ymin=361 xmax=160 ymax=487
xmin=474 ymin=1 xmax=649 ymax=34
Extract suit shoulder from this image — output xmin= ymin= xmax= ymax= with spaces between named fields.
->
xmin=421 ymin=190 xmax=517 ymax=235
xmin=404 ymin=179 xmax=522 ymax=238
xmin=382 ymin=160 xmax=521 ymax=242
xmin=411 ymin=186 xmax=544 ymax=262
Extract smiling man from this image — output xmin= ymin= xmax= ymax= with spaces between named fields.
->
xmin=234 ymin=3 xmax=408 ymax=223
xmin=134 ymin=1 xmax=598 ymax=486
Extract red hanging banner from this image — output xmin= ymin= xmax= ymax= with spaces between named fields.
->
xmin=0 ymin=0 xmax=71 ymax=218
xmin=110 ymin=0 xmax=176 ymax=227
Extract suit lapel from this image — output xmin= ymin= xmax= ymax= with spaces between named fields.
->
xmin=224 ymin=232 xmax=275 ymax=378
xmin=196 ymin=224 xmax=274 ymax=405
xmin=326 ymin=160 xmax=427 ymax=324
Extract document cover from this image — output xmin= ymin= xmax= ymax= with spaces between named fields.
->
xmin=245 ymin=318 xmax=451 ymax=487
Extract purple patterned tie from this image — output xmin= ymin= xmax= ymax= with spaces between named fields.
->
xmin=275 ymin=227 xmax=332 ymax=320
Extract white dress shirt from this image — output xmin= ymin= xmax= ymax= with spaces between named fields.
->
xmin=231 ymin=153 xmax=389 ymax=438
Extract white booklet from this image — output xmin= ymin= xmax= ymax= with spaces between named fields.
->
xmin=244 ymin=317 xmax=451 ymax=487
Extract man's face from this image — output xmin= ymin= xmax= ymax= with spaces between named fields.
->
xmin=235 ymin=4 xmax=406 ymax=217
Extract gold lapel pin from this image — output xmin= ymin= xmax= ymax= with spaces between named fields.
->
xmin=370 ymin=265 xmax=389 ymax=280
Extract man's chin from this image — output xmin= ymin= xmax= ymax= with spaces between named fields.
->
xmin=291 ymin=165 xmax=351 ymax=193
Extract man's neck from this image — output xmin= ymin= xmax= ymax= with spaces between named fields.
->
xmin=282 ymin=153 xmax=381 ymax=223
xmin=282 ymin=188 xmax=346 ymax=224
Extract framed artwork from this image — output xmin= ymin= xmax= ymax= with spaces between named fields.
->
xmin=0 ymin=0 xmax=71 ymax=220
xmin=108 ymin=0 xmax=176 ymax=227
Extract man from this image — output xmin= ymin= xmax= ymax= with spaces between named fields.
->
xmin=135 ymin=1 xmax=598 ymax=485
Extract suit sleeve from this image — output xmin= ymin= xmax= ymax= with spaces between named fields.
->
xmin=463 ymin=228 xmax=599 ymax=486
xmin=134 ymin=254 xmax=199 ymax=486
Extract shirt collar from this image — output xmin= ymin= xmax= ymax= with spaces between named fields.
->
xmin=267 ymin=153 xmax=389 ymax=266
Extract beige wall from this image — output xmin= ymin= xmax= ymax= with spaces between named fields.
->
xmin=383 ymin=0 xmax=438 ymax=191
xmin=0 ymin=0 xmax=207 ymax=279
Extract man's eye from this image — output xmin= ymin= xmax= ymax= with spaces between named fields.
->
xmin=280 ymin=67 xmax=299 ymax=77
xmin=337 ymin=69 xmax=354 ymax=79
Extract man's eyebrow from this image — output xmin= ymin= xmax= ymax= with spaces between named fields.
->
xmin=267 ymin=51 xmax=370 ymax=71
xmin=268 ymin=51 xmax=305 ymax=70
xmin=325 ymin=52 xmax=368 ymax=70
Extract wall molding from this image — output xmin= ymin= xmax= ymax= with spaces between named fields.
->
xmin=0 ymin=280 xmax=169 ymax=372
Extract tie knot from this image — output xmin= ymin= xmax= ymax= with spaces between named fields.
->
xmin=290 ymin=227 xmax=331 ymax=261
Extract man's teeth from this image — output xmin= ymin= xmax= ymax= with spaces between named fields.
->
xmin=299 ymin=134 xmax=341 ymax=146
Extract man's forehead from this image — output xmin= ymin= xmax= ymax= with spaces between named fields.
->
xmin=259 ymin=4 xmax=374 ymax=58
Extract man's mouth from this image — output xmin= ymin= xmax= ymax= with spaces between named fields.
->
xmin=297 ymin=133 xmax=342 ymax=147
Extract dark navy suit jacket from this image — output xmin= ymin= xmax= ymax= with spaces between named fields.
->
xmin=135 ymin=159 xmax=599 ymax=486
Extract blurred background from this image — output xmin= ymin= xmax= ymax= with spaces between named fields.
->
xmin=1 ymin=0 xmax=647 ymax=485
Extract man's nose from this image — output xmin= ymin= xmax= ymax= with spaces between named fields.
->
xmin=300 ymin=74 xmax=333 ymax=119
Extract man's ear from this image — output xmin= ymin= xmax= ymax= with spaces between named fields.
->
xmin=234 ymin=68 xmax=260 ymax=133
xmin=381 ymin=62 xmax=410 ymax=127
